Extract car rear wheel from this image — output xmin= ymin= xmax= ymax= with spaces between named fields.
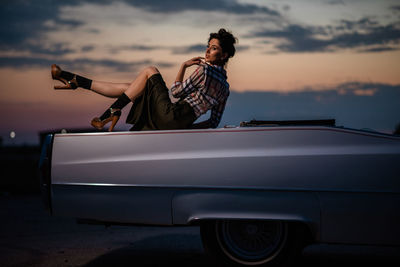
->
xmin=201 ymin=220 xmax=303 ymax=266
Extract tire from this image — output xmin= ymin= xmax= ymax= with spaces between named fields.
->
xmin=200 ymin=220 xmax=306 ymax=267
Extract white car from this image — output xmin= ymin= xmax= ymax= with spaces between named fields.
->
xmin=39 ymin=120 xmax=400 ymax=266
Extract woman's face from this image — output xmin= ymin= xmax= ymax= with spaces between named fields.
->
xmin=205 ymin=38 xmax=226 ymax=66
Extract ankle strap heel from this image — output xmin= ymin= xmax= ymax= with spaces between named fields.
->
xmin=51 ymin=64 xmax=78 ymax=89
xmin=90 ymin=108 xmax=122 ymax=132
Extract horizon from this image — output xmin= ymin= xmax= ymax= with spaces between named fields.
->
xmin=1 ymin=0 xmax=400 ymax=145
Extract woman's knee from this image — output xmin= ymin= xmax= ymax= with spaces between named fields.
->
xmin=144 ymin=66 xmax=159 ymax=77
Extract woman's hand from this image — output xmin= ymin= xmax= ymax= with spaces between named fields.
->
xmin=183 ymin=57 xmax=205 ymax=68
xmin=175 ymin=57 xmax=204 ymax=83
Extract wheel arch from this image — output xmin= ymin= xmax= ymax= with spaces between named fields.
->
xmin=171 ymin=189 xmax=320 ymax=242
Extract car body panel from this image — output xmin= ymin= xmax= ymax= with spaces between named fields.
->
xmin=45 ymin=126 xmax=400 ymax=246
xmin=52 ymin=185 xmax=175 ymax=225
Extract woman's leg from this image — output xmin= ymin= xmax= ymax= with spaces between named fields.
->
xmin=123 ymin=66 xmax=160 ymax=100
xmin=90 ymin=66 xmax=159 ymax=98
xmin=90 ymin=66 xmax=160 ymax=131
xmin=52 ymin=64 xmax=159 ymax=98
xmin=90 ymin=81 xmax=130 ymax=98
xmin=52 ymin=64 xmax=129 ymax=96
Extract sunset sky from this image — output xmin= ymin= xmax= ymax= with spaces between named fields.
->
xmin=1 ymin=0 xmax=400 ymax=145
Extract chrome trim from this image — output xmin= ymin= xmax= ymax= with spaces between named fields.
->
xmin=51 ymin=182 xmax=400 ymax=194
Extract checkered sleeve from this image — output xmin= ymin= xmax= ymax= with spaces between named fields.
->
xmin=210 ymin=93 xmax=228 ymax=128
xmin=170 ymin=65 xmax=205 ymax=98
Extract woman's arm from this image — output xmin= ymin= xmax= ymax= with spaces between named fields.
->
xmin=171 ymin=57 xmax=205 ymax=98
xmin=174 ymin=57 xmax=204 ymax=83
xmin=191 ymin=95 xmax=228 ymax=129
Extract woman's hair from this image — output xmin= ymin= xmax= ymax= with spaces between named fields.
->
xmin=208 ymin=28 xmax=237 ymax=65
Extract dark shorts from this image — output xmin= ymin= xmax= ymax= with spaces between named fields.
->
xmin=126 ymin=73 xmax=197 ymax=131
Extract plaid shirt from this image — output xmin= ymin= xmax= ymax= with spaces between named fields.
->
xmin=170 ymin=63 xmax=230 ymax=128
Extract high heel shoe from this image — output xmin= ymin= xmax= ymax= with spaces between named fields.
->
xmin=51 ymin=64 xmax=78 ymax=89
xmin=91 ymin=108 xmax=121 ymax=132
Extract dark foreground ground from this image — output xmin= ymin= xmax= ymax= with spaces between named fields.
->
xmin=0 ymin=193 xmax=399 ymax=267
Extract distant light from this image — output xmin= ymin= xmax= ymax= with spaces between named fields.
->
xmin=10 ymin=131 xmax=16 ymax=139
xmin=61 ymin=129 xmax=67 ymax=134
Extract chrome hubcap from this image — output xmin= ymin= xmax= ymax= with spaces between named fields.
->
xmin=216 ymin=220 xmax=287 ymax=265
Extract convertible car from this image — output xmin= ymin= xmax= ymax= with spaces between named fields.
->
xmin=39 ymin=120 xmax=400 ymax=266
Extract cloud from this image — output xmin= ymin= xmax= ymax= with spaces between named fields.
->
xmin=335 ymin=82 xmax=380 ymax=96
xmin=1 ymin=0 xmax=275 ymax=61
xmin=357 ymin=46 xmax=398 ymax=53
xmin=249 ymin=24 xmax=330 ymax=52
xmin=81 ymin=45 xmax=95 ymax=52
xmin=236 ymin=45 xmax=251 ymax=52
xmin=171 ymin=44 xmax=206 ymax=54
xmin=326 ymin=0 xmax=345 ymax=5
xmin=170 ymin=43 xmax=250 ymax=55
xmin=221 ymin=82 xmax=400 ymax=133
xmin=111 ymin=43 xmax=250 ymax=55
xmin=109 ymin=43 xmax=205 ymax=55
xmin=109 ymin=44 xmax=162 ymax=54
xmin=65 ymin=0 xmax=279 ymax=15
xmin=0 ymin=0 xmax=83 ymax=51
xmin=336 ymin=17 xmax=379 ymax=31
xmin=391 ymin=5 xmax=400 ymax=12
xmin=0 ymin=56 xmax=174 ymax=72
xmin=113 ymin=0 xmax=280 ymax=15
xmin=29 ymin=43 xmax=77 ymax=56
xmin=248 ymin=18 xmax=400 ymax=53
xmin=125 ymin=45 xmax=161 ymax=51
xmin=352 ymin=89 xmax=377 ymax=96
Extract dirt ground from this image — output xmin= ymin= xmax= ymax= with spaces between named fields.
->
xmin=0 ymin=193 xmax=398 ymax=267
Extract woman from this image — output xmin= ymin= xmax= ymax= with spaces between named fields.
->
xmin=51 ymin=29 xmax=236 ymax=131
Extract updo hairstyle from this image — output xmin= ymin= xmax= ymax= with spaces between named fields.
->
xmin=208 ymin=28 xmax=237 ymax=65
